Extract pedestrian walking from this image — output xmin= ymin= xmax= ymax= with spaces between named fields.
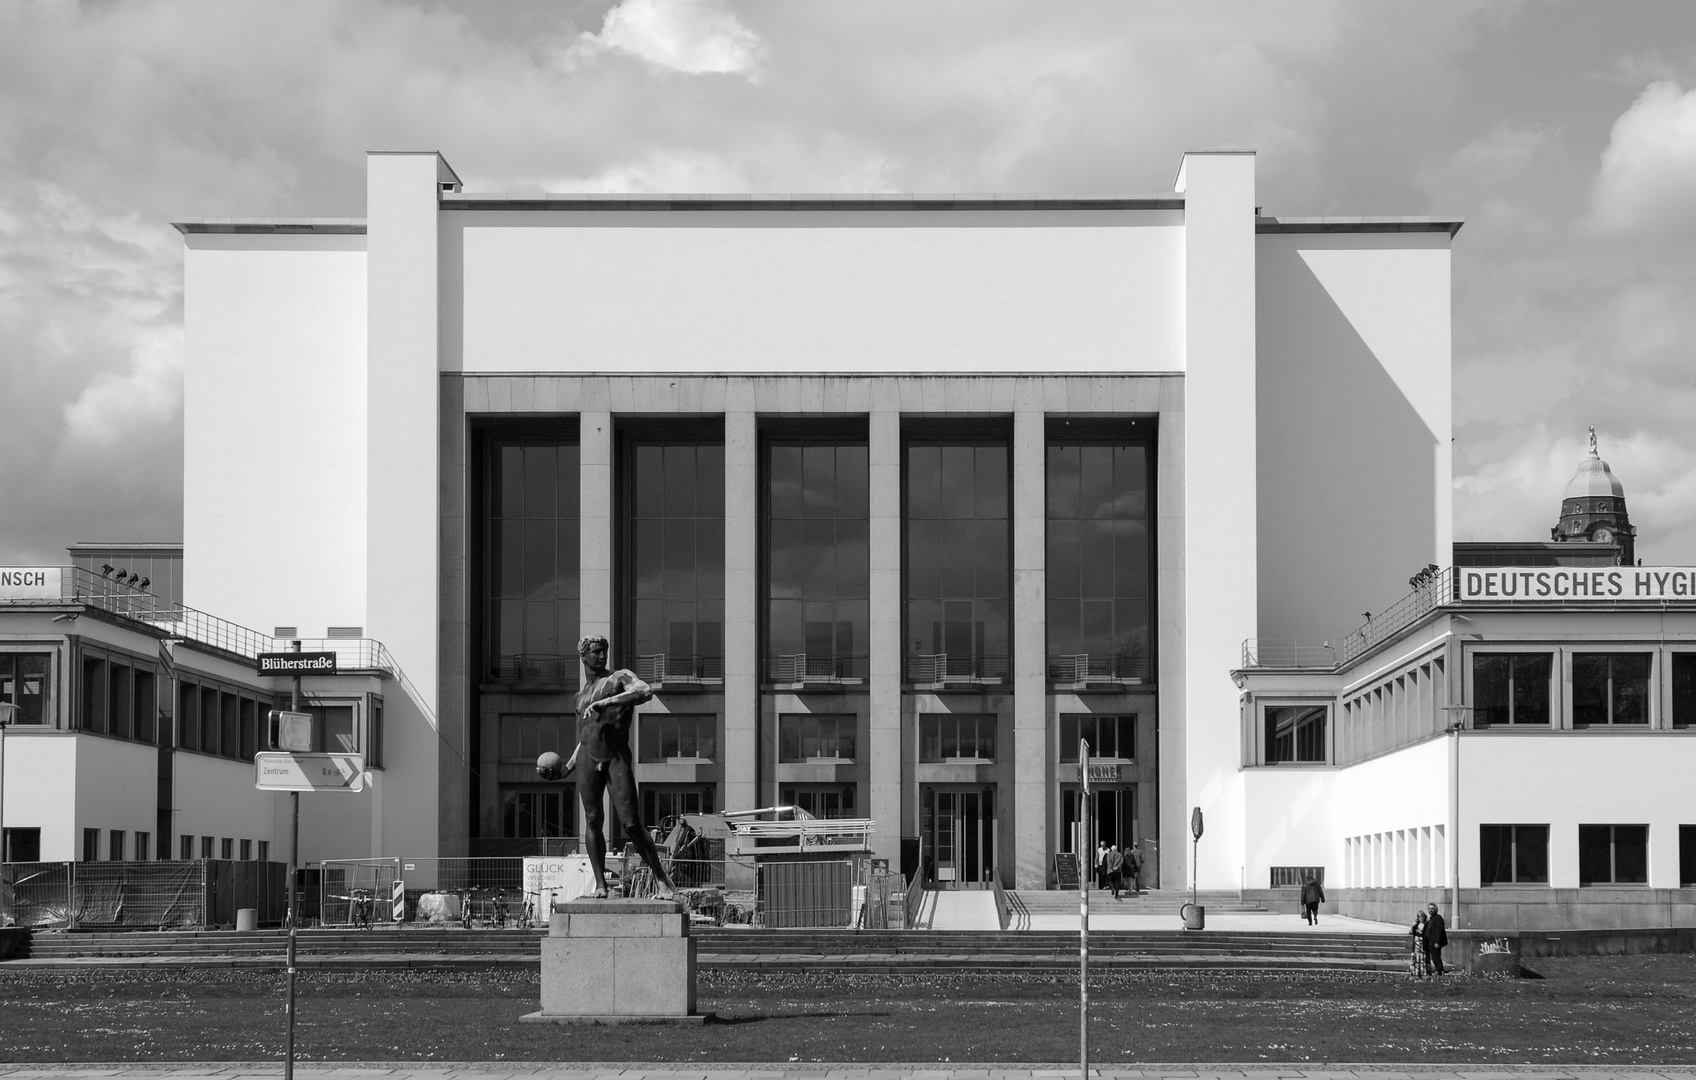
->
xmin=1095 ymin=840 xmax=1109 ymax=890
xmin=1300 ymin=874 xmax=1324 ymax=925
xmin=1408 ymin=910 xmax=1432 ymax=976
xmin=1423 ymin=901 xmax=1449 ymax=974
xmin=1105 ymin=844 xmax=1125 ymax=900
xmin=1127 ymin=845 xmax=1143 ymax=894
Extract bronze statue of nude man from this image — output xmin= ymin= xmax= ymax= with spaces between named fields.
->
xmin=535 ymin=635 xmax=676 ymax=900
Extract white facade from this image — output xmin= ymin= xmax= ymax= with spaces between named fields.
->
xmin=160 ymin=149 xmax=1460 ymax=891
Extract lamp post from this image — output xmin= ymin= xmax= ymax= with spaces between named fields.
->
xmin=1438 ymin=704 xmax=1471 ymax=930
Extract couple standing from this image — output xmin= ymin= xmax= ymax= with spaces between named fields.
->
xmin=1409 ymin=902 xmax=1450 ymax=976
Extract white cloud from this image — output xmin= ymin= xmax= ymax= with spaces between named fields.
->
xmin=1590 ymin=80 xmax=1696 ymax=233
xmin=570 ymin=0 xmax=765 ymax=79
xmin=63 ymin=325 xmax=182 ymax=448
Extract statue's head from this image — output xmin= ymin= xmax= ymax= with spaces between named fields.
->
xmin=577 ymin=635 xmax=610 ymax=662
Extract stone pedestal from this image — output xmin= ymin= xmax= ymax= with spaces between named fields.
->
xmin=520 ymin=898 xmax=703 ymax=1024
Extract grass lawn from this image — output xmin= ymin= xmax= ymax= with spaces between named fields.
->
xmin=3 ymin=957 xmax=1696 ymax=1064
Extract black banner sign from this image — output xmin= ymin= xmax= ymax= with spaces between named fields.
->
xmin=257 ymin=651 xmax=339 ymax=676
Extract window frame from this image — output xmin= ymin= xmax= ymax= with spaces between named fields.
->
xmin=1578 ymin=823 xmax=1650 ymax=886
xmin=1470 ymin=651 xmax=1554 ymax=728
xmin=777 ymin=713 xmax=858 ymax=763
xmin=1257 ymin=700 xmax=1332 ymax=766
xmin=1570 ymin=652 xmax=1653 ymax=728
xmin=637 ymin=713 xmax=719 ymax=764
xmin=1058 ymin=714 xmax=1138 ymax=763
xmin=918 ymin=713 xmax=998 ymax=763
xmin=0 ymin=651 xmax=53 ymax=728
xmin=1478 ymin=823 xmax=1550 ymax=886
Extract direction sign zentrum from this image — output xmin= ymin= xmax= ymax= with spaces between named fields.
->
xmin=255 ymin=752 xmax=366 ymax=792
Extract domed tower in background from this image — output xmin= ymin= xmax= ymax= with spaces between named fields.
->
xmin=1552 ymin=426 xmax=1636 ymax=564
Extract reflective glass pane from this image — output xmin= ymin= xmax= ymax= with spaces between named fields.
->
xmin=940 ymin=446 xmax=974 ymax=519
xmin=837 ymin=446 xmax=868 ymax=516
xmin=500 ymin=446 xmax=524 ymax=518
xmin=1511 ymin=654 xmax=1552 ymax=725
xmin=802 ymin=519 xmax=836 ymax=599
xmin=635 ymin=445 xmax=664 ymax=518
xmin=696 ymin=445 xmax=724 ymax=518
xmin=664 ymin=520 xmax=696 ymax=598
xmin=975 ymin=446 xmax=1007 ymax=518
xmin=803 ymin=445 xmax=835 ymax=518
xmin=907 ymin=519 xmax=941 ymax=599
xmin=909 ymin=447 xmax=941 ymax=517
xmin=1473 ymin=655 xmax=1511 ymax=727
xmin=523 ymin=520 xmax=555 ymax=599
xmin=1080 ymin=446 xmax=1113 ymax=519
xmin=837 ymin=518 xmax=869 ymax=597
xmin=1615 ymin=825 xmax=1649 ymax=883
xmin=975 ymin=520 xmax=1006 ymax=599
xmin=1612 ymin=654 xmax=1651 ymax=724
xmin=940 ymin=520 xmax=974 ymax=597
xmin=770 ymin=446 xmax=803 ymax=519
xmin=663 ymin=446 xmax=695 ymax=518
xmin=1515 ymin=825 xmax=1549 ymax=883
xmin=1047 ymin=446 xmax=1080 ymax=519
xmin=1048 ymin=520 xmax=1080 ymax=597
xmin=523 ymin=445 xmax=556 ymax=519
xmin=1572 ymin=654 xmax=1609 ymax=725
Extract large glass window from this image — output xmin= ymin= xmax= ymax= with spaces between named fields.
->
xmin=0 ymin=654 xmax=48 ymax=726
xmin=781 ymin=785 xmax=857 ymax=819
xmin=906 ymin=442 xmax=1009 ymax=682
xmin=778 ymin=714 xmax=857 ymax=762
xmin=487 ymin=439 xmax=580 ymax=683
xmin=1672 ymin=655 xmax=1696 ymax=729
xmin=628 ymin=440 xmax=725 ymax=680
xmin=1573 ymin=654 xmax=1651 ymax=726
xmin=643 ymin=785 xmax=715 ymax=827
xmin=1046 ymin=443 xmax=1152 ymax=681
xmin=919 ymin=714 xmax=997 ymax=762
xmin=1479 ymin=824 xmax=1549 ymax=885
xmin=766 ymin=442 xmax=869 ymax=682
xmin=502 ymin=788 xmax=571 ymax=839
xmin=498 ymin=715 xmax=572 ymax=763
xmin=1579 ymin=824 xmax=1649 ymax=885
xmin=637 ymin=714 xmax=718 ymax=762
xmin=1059 ymin=715 xmax=1137 ymax=761
xmin=1473 ymin=654 xmax=1551 ymax=727
xmin=1264 ymin=704 xmax=1328 ymax=764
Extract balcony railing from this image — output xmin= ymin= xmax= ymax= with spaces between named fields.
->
xmin=1046 ymin=653 xmax=1150 ymax=684
xmin=1336 ymin=567 xmax=1458 ymax=666
xmin=484 ymin=654 xmax=579 ymax=688
xmin=1 ymin=566 xmax=396 ymax=675
xmin=1239 ymin=640 xmax=1337 ymax=669
xmin=765 ymin=654 xmax=870 ymax=685
xmin=905 ymin=653 xmax=1010 ymax=686
xmin=633 ymin=653 xmax=724 ymax=686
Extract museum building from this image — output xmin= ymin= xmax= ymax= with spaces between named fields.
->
xmin=5 ymin=149 xmax=1476 ymax=898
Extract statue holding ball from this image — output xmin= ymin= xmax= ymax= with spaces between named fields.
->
xmin=536 ymin=635 xmax=676 ymax=900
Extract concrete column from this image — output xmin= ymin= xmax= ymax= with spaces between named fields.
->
xmin=868 ymin=405 xmax=902 ymax=866
xmin=1177 ymin=150 xmax=1257 ymax=891
xmin=580 ymin=412 xmax=613 ymax=646
xmin=723 ymin=410 xmax=758 ymax=815
xmin=1012 ymin=409 xmax=1047 ymax=889
xmin=366 ymin=150 xmax=456 ymax=865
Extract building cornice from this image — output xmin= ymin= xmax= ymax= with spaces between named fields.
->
xmin=439 ymin=193 xmax=1186 ymax=213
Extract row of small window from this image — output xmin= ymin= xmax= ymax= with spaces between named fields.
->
xmin=498 ymin=713 xmax=1140 ymax=766
xmin=1473 ymin=652 xmax=1696 ymax=727
xmin=72 ymin=828 xmax=272 ymax=863
xmin=1480 ymin=823 xmax=1696 ymax=887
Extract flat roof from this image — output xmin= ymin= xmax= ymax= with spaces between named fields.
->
xmin=1256 ymin=214 xmax=1464 ymax=237
xmin=439 ymin=192 xmax=1186 ymax=212
xmin=172 ymin=218 xmax=367 ymax=235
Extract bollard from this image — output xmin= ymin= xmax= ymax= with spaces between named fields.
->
xmin=236 ymin=908 xmax=258 ymax=932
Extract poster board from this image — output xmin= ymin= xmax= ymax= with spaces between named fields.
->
xmin=1054 ymin=852 xmax=1081 ymax=890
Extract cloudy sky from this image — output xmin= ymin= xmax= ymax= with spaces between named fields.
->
xmin=2 ymin=0 xmax=1694 ymax=566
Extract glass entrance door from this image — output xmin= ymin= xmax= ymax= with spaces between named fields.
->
xmin=1062 ymin=786 xmax=1139 ymax=881
xmin=922 ymin=786 xmax=996 ymax=889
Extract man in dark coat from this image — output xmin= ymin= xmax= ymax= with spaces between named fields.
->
xmin=1423 ymin=902 xmax=1449 ymax=974
xmin=1300 ymin=875 xmax=1324 ymax=924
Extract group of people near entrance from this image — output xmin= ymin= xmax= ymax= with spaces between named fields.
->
xmin=1094 ymin=841 xmax=1143 ymax=899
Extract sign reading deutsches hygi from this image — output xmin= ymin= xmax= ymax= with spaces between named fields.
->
xmin=256 ymin=651 xmax=338 ymax=676
xmin=254 ymin=751 xmax=366 ymax=792
xmin=1459 ymin=567 xmax=1696 ymax=602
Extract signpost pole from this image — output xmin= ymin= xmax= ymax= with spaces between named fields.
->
xmin=285 ymin=640 xmax=301 ymax=1080
xmin=1080 ymin=738 xmax=1090 ymax=1079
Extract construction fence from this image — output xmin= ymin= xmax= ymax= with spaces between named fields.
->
xmin=0 ymin=860 xmax=287 ymax=930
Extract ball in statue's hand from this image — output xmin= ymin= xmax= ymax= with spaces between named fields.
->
xmin=536 ymin=751 xmax=564 ymax=781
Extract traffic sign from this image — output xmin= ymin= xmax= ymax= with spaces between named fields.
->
xmin=391 ymin=879 xmax=406 ymax=922
xmin=257 ymin=651 xmax=338 ymax=676
xmin=268 ymin=710 xmax=313 ymax=752
xmin=255 ymin=752 xmax=366 ymax=792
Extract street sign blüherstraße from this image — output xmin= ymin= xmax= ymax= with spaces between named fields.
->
xmin=257 ymin=651 xmax=338 ymax=676
xmin=255 ymin=752 xmax=366 ymax=792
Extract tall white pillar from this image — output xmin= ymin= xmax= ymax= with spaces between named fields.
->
xmin=868 ymin=406 xmax=903 ymax=866
xmin=1012 ymin=409 xmax=1047 ymax=889
xmin=1176 ymin=150 xmax=1257 ymax=890
xmin=579 ymin=412 xmax=614 ymax=646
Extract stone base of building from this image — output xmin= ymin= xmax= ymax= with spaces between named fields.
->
xmin=533 ymin=898 xmax=698 ymax=1021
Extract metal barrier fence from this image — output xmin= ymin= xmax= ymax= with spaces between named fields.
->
xmin=1 ymin=862 xmax=72 ymax=928
xmin=1 ymin=860 xmax=285 ymax=929
xmin=318 ymin=859 xmax=401 ymax=927
xmin=757 ymin=858 xmax=857 ymax=929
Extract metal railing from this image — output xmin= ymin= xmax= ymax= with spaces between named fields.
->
xmin=904 ymin=653 xmax=1010 ymax=685
xmin=484 ymin=654 xmax=579 ymax=687
xmin=766 ymin=654 xmax=870 ymax=684
xmin=1337 ymin=567 xmax=1458 ymax=666
xmin=1046 ymin=653 xmax=1151 ymax=683
xmin=1 ymin=859 xmax=285 ymax=929
xmin=1240 ymin=639 xmax=1337 ymax=669
xmin=633 ymin=653 xmax=724 ymax=684
xmin=1 ymin=566 xmax=397 ymax=675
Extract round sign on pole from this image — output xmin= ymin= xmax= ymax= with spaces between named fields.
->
xmin=391 ymin=879 xmax=406 ymax=923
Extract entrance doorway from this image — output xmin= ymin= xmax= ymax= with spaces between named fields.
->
xmin=1062 ymin=786 xmax=1140 ymax=883
xmin=922 ymin=786 xmax=997 ymax=889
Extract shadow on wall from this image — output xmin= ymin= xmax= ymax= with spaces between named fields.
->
xmin=1256 ymin=238 xmax=1441 ymax=643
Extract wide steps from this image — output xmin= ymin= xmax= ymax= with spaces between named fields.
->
xmin=1011 ymin=890 xmax=1266 ymax=914
xmin=13 ymin=926 xmax=1406 ymax=973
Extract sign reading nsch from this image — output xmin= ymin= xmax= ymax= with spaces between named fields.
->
xmin=257 ymin=651 xmax=338 ymax=676
xmin=254 ymin=752 xmax=365 ymax=792
xmin=0 ymin=567 xmax=61 ymax=600
xmin=1460 ymin=567 xmax=1696 ymax=602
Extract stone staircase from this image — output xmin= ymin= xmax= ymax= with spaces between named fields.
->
xmin=1009 ymin=889 xmax=1265 ymax=920
xmin=8 ymin=922 xmax=1407 ymax=974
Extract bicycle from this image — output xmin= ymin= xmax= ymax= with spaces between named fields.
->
xmin=331 ymin=888 xmax=375 ymax=930
xmin=490 ymin=888 xmax=510 ymax=929
xmin=457 ymin=887 xmax=475 ymax=929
